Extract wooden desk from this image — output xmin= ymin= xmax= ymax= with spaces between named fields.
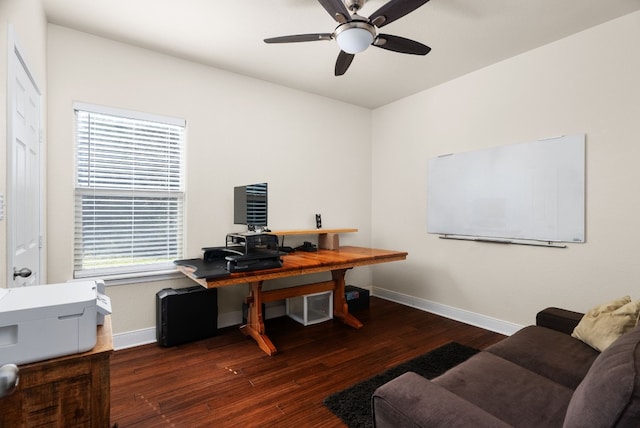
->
xmin=0 ymin=317 xmax=113 ymax=427
xmin=177 ymin=246 xmax=407 ymax=356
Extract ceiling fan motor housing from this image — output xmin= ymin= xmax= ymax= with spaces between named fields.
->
xmin=345 ymin=0 xmax=367 ymax=12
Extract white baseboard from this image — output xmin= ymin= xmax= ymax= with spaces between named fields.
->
xmin=112 ymin=302 xmax=288 ymax=350
xmin=113 ymin=290 xmax=521 ymax=350
xmin=112 ymin=327 xmax=157 ymax=350
xmin=372 ymin=286 xmax=523 ymax=336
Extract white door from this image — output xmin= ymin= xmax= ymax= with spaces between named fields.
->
xmin=7 ymin=34 xmax=42 ymax=287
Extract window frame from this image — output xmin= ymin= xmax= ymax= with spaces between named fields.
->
xmin=72 ymin=102 xmax=186 ymax=283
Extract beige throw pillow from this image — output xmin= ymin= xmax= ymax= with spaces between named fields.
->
xmin=571 ymin=296 xmax=640 ymax=352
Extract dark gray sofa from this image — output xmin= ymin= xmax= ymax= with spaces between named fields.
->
xmin=372 ymin=308 xmax=640 ymax=427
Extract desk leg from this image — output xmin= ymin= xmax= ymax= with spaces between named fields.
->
xmin=331 ymin=269 xmax=363 ymax=329
xmin=239 ymin=281 xmax=278 ymax=356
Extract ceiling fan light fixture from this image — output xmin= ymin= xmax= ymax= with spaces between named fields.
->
xmin=335 ymin=22 xmax=375 ymax=54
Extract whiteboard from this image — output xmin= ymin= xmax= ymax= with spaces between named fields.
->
xmin=427 ymin=135 xmax=585 ymax=243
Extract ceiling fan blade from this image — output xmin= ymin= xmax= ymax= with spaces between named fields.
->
xmin=264 ymin=33 xmax=333 ymax=43
xmin=335 ymin=51 xmax=355 ymax=76
xmin=317 ymin=0 xmax=351 ymax=23
xmin=369 ymin=0 xmax=430 ymax=28
xmin=373 ymin=34 xmax=431 ymax=55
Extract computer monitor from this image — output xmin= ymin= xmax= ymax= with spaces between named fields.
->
xmin=234 ymin=182 xmax=268 ymax=230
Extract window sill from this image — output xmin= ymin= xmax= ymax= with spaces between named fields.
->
xmin=79 ymin=269 xmax=185 ymax=287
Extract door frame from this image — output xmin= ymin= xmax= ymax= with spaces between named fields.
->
xmin=6 ymin=25 xmax=44 ymax=287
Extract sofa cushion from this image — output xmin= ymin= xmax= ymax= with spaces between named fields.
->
xmin=486 ymin=325 xmax=599 ymax=389
xmin=563 ymin=324 xmax=640 ymax=428
xmin=434 ymin=352 xmax=574 ymax=428
xmin=372 ymin=372 xmax=512 ymax=428
xmin=572 ymin=297 xmax=640 ymax=352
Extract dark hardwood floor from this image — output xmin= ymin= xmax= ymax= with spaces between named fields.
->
xmin=110 ymin=297 xmax=505 ymax=427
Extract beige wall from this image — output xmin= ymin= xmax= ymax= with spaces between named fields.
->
xmin=371 ymin=11 xmax=640 ymax=326
xmin=23 ymin=9 xmax=640 ymax=339
xmin=46 ymin=25 xmax=373 ymax=335
xmin=0 ymin=0 xmax=47 ymax=287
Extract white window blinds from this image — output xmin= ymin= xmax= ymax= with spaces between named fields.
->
xmin=74 ymin=104 xmax=185 ymax=278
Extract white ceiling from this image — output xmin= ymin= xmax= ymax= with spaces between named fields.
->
xmin=42 ymin=0 xmax=640 ymax=109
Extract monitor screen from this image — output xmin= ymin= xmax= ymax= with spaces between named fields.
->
xmin=234 ymin=183 xmax=268 ymax=228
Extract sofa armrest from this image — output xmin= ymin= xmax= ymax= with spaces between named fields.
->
xmin=372 ymin=372 xmax=511 ymax=428
xmin=536 ymin=307 xmax=584 ymax=335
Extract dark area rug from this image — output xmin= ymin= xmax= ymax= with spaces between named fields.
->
xmin=323 ymin=342 xmax=479 ymax=428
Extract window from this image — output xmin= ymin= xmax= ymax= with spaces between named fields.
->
xmin=74 ymin=103 xmax=185 ymax=279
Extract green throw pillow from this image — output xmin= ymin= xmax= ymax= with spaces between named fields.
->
xmin=571 ymin=296 xmax=640 ymax=352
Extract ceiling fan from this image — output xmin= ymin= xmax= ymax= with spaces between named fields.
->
xmin=264 ymin=0 xmax=432 ymax=76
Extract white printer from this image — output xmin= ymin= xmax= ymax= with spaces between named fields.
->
xmin=0 ymin=281 xmax=112 ymax=366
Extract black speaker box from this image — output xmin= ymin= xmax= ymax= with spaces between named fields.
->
xmin=345 ymin=285 xmax=370 ymax=312
xmin=156 ymin=286 xmax=218 ymax=347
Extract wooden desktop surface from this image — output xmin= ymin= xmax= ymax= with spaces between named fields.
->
xmin=177 ymin=246 xmax=407 ymax=287
xmin=178 ymin=246 xmax=408 ymax=355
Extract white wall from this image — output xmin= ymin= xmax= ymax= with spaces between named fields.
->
xmin=371 ymin=11 xmax=640 ymax=328
xmin=0 ymin=0 xmax=47 ymax=288
xmin=47 ymin=25 xmax=373 ymax=337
